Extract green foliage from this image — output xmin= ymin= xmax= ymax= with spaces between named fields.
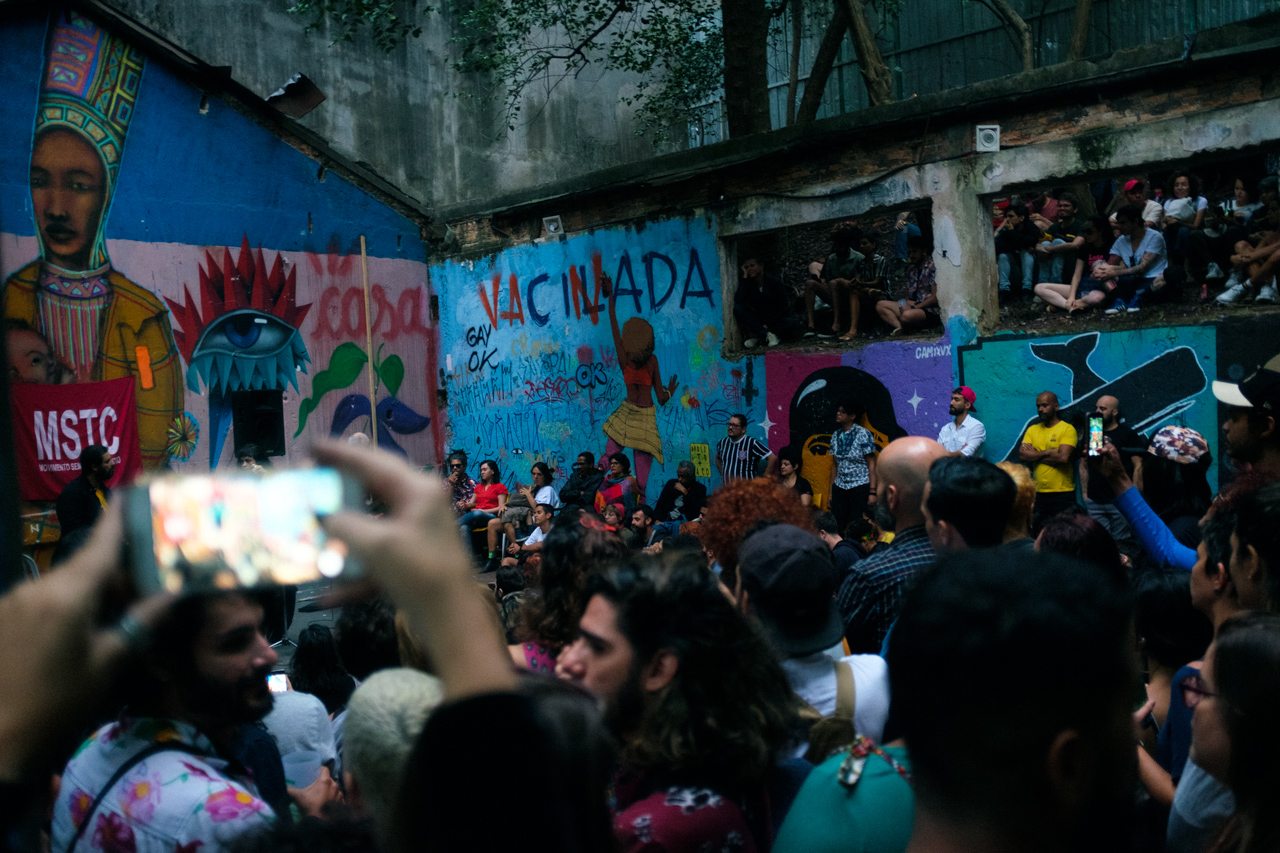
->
xmin=288 ymin=0 xmax=729 ymax=139
xmin=294 ymin=342 xmax=368 ymax=436
xmin=378 ymin=353 xmax=405 ymax=397
xmin=288 ymin=0 xmax=426 ymax=51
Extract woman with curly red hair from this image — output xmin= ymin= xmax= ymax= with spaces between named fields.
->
xmin=699 ymin=478 xmax=817 ymax=586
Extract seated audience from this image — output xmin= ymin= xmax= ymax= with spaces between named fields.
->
xmin=735 ymin=255 xmax=797 ymax=348
xmin=557 ymin=554 xmax=800 ymax=853
xmin=1108 ymin=178 xmax=1166 ymax=230
xmin=890 ymin=549 xmax=1137 ymax=853
xmin=837 ymin=437 xmax=947 ymax=653
xmin=1098 ymin=202 xmax=1169 ymax=314
xmin=776 ymin=445 xmax=813 ymax=506
xmin=442 ymin=451 xmax=475 ymax=516
xmin=454 ymin=458 xmax=507 ymax=535
xmin=558 ymin=452 xmax=605 ymax=512
xmin=1034 ymin=214 xmax=1116 ymax=312
xmin=841 ymin=231 xmax=892 ymax=340
xmin=628 ymin=505 xmax=660 ymax=551
xmin=875 ymin=236 xmax=939 ymax=335
xmin=651 ymin=461 xmax=707 ymax=537
xmin=921 ymin=456 xmax=1016 ymax=553
xmin=994 ymin=203 xmax=1040 ymax=302
xmin=595 ymin=452 xmax=643 ymax=516
xmin=1187 ymin=613 xmax=1280 ymax=853
xmin=735 ymin=525 xmax=889 ymax=762
xmin=486 ymin=462 xmax=559 ymax=572
xmin=1033 ymin=193 xmax=1085 ymax=284
xmin=502 ymin=502 xmax=554 ymax=567
xmin=1163 ymin=171 xmax=1212 ymax=283
xmin=1218 ymin=176 xmax=1280 ymax=304
xmin=804 ymin=222 xmax=864 ymax=338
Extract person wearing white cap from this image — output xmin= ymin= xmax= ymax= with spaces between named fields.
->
xmin=1212 ymin=353 xmax=1280 ymax=479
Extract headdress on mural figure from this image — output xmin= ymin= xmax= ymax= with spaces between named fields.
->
xmin=34 ymin=11 xmax=143 ymax=273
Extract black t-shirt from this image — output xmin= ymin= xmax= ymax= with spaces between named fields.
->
xmin=1048 ymin=218 xmax=1083 ymax=243
xmin=996 ymin=220 xmax=1041 ymax=253
xmin=830 ymin=539 xmax=863 ymax=579
xmin=792 ymin=476 xmax=813 ymax=498
xmin=1083 ymin=423 xmax=1144 ymax=503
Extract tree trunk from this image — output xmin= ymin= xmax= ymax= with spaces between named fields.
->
xmin=786 ymin=0 xmax=804 ymax=125
xmin=1067 ymin=0 xmax=1094 ymax=60
xmin=978 ymin=0 xmax=1034 ymax=72
xmin=721 ymin=0 xmax=774 ymax=137
xmin=795 ymin=4 xmax=850 ymax=124
xmin=844 ymin=0 xmax=894 ymax=105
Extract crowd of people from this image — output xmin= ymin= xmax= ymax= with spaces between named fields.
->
xmin=3 ymin=348 xmax=1280 ymax=853
xmin=731 ymin=167 xmax=1280 ymax=350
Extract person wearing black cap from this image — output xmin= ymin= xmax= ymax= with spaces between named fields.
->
xmin=736 ymin=524 xmax=890 ymax=754
xmin=1213 ymin=352 xmax=1280 ymax=479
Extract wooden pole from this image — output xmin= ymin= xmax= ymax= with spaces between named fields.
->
xmin=360 ymin=235 xmax=377 ymax=449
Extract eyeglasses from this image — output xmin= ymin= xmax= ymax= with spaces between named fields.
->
xmin=450 ymin=463 xmax=464 ymax=469
xmin=1180 ymin=673 xmax=1219 ymax=709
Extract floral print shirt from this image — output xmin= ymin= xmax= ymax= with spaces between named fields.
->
xmin=905 ymin=259 xmax=939 ymax=315
xmin=614 ymin=781 xmax=757 ymax=853
xmin=53 ymin=717 xmax=274 ymax=853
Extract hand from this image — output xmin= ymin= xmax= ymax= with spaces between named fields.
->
xmin=1036 ymin=244 xmax=1051 ymax=256
xmin=1096 ymin=440 xmax=1133 ymax=493
xmin=1132 ymin=697 xmax=1156 ymax=742
xmin=0 ymin=503 xmax=172 ymax=780
xmin=667 ymin=375 xmax=679 ymax=396
xmin=289 ymin=769 xmax=342 ymax=819
xmin=674 ymin=482 xmax=688 ymax=495
xmin=507 ymin=542 xmax=520 ymax=556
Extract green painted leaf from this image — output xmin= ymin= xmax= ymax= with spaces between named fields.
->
xmin=294 ymin=342 xmax=368 ymax=437
xmin=379 ymin=354 xmax=405 ymax=398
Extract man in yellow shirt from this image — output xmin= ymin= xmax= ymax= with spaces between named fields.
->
xmin=1019 ymin=391 xmax=1078 ymax=530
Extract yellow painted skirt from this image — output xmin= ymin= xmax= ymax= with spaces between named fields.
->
xmin=603 ymin=401 xmax=665 ymax=463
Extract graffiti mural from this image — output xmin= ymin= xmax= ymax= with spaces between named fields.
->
xmin=433 ymin=217 xmax=759 ymax=495
xmin=1 ymin=11 xmax=434 ymax=555
xmin=957 ymin=326 xmax=1217 ymax=487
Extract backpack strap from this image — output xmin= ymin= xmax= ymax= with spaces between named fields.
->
xmin=834 ymin=660 xmax=857 ymax=721
xmin=66 ymin=741 xmax=206 ymax=852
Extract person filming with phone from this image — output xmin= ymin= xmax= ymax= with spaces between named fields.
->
xmin=1078 ymin=395 xmax=1145 ymax=544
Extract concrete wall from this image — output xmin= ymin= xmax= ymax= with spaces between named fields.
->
xmin=105 ymin=0 xmax=674 ymax=216
xmin=1 ymin=9 xmax=435 ymax=547
xmin=433 ymin=16 xmax=1280 ymax=503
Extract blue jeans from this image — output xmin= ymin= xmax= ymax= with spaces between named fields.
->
xmin=1042 ymin=239 xmax=1067 ymax=283
xmin=998 ymin=250 xmax=1035 ymax=292
xmin=457 ymin=509 xmax=498 ymax=530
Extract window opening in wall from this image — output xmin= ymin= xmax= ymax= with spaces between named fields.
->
xmin=724 ymin=204 xmax=934 ymax=355
xmin=987 ymin=150 xmax=1280 ymax=335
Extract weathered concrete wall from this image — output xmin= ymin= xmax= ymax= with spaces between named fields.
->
xmin=104 ymin=0 xmax=675 ymax=215
xmin=1 ymin=10 xmax=435 ymax=547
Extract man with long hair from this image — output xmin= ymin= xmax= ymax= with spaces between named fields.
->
xmin=557 ymin=554 xmax=800 ymax=851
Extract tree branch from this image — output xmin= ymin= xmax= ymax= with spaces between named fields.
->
xmin=973 ymin=0 xmax=1033 ymax=72
xmin=785 ymin=0 xmax=803 ymax=125
xmin=844 ymin=0 xmax=894 ymax=105
xmin=795 ymin=3 xmax=850 ymax=124
xmin=1067 ymin=0 xmax=1094 ymax=60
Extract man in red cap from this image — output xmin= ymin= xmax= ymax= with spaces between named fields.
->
xmin=938 ymin=386 xmax=986 ymax=458
xmin=1109 ymin=179 xmax=1165 ymax=231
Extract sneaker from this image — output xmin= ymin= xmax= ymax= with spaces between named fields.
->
xmin=1104 ymin=300 xmax=1126 ymax=315
xmin=1216 ymin=283 xmax=1249 ymax=304
xmin=803 ymin=327 xmax=817 ymax=338
xmin=1258 ymin=282 xmax=1279 ymax=304
xmin=1127 ymin=302 xmax=1141 ymax=313
xmin=742 ymin=337 xmax=759 ymax=349
xmin=1206 ymin=262 xmax=1225 ymax=280
xmin=765 ymin=332 xmax=780 ymax=347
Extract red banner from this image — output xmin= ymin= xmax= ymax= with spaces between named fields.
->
xmin=9 ymin=377 xmax=142 ymax=500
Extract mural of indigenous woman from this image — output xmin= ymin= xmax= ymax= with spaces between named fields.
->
xmin=600 ymin=273 xmax=678 ymax=495
xmin=1 ymin=13 xmax=184 ymax=470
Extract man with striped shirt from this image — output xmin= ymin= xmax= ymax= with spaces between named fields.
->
xmin=716 ymin=413 xmax=775 ymax=482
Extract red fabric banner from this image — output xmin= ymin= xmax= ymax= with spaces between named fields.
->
xmin=9 ymin=377 xmax=143 ymax=500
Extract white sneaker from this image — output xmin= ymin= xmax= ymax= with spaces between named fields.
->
xmin=1216 ymin=283 xmax=1248 ymax=304
xmin=1257 ymin=282 xmax=1279 ymax=304
xmin=765 ymin=332 xmax=780 ymax=347
xmin=742 ymin=338 xmax=759 ymax=349
xmin=1206 ymin=262 xmax=1225 ymax=280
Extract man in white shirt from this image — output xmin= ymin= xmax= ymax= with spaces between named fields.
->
xmin=937 ymin=386 xmax=985 ymax=458
xmin=734 ymin=524 xmax=890 ymax=755
xmin=1098 ymin=203 xmax=1168 ymax=314
xmin=502 ymin=502 xmax=554 ymax=567
xmin=1109 ymin=178 xmax=1165 ymax=230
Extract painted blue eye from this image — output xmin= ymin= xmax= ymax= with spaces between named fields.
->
xmin=224 ymin=315 xmax=262 ymax=349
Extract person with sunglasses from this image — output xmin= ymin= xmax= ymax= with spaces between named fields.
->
xmin=442 ymin=451 xmax=475 ymax=516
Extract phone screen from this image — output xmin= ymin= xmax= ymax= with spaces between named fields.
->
xmin=1088 ymin=415 xmax=1105 ymax=456
xmin=267 ymin=673 xmax=290 ymax=693
xmin=139 ymin=468 xmax=356 ymax=593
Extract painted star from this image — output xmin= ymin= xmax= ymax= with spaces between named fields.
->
xmin=758 ymin=413 xmax=776 ymax=438
xmin=907 ymin=390 xmax=923 ymax=415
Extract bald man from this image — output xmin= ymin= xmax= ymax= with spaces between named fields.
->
xmin=836 ymin=437 xmax=947 ymax=653
xmin=1019 ymin=391 xmax=1079 ymax=530
xmin=1077 ymin=395 xmax=1144 ymax=542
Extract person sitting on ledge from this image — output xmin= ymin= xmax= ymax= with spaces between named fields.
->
xmin=875 ymin=236 xmax=939 ymax=336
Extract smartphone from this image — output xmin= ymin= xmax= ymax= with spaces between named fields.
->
xmin=267 ymin=673 xmax=291 ymax=693
xmin=1087 ymin=414 xmax=1105 ymax=457
xmin=126 ymin=467 xmax=363 ymax=595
